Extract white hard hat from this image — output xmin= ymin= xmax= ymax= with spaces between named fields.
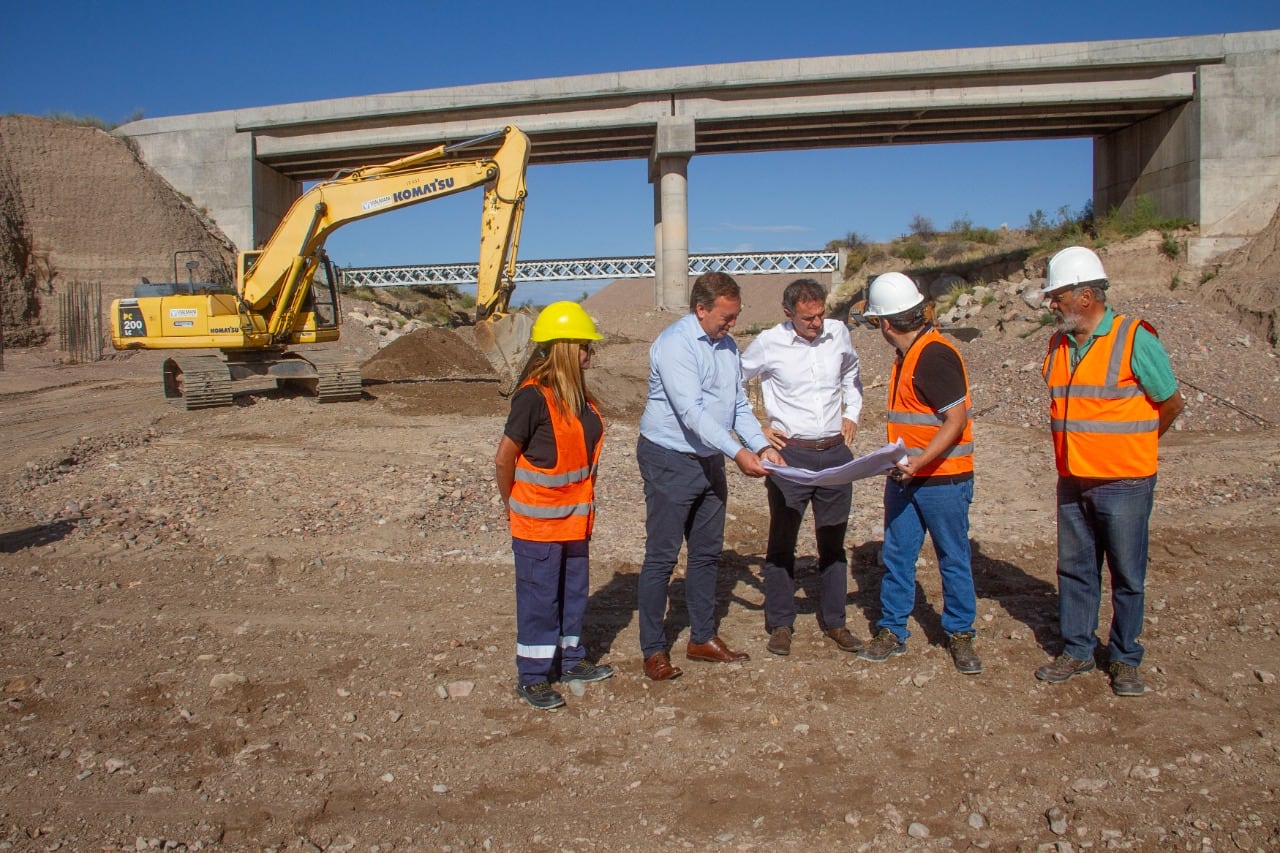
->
xmin=864 ymin=272 xmax=924 ymax=317
xmin=1044 ymin=246 xmax=1108 ymax=294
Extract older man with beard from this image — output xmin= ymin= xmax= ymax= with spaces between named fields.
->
xmin=1035 ymin=246 xmax=1185 ymax=698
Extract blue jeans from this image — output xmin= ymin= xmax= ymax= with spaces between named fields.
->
xmin=878 ymin=478 xmax=975 ymax=640
xmin=1055 ymin=475 xmax=1155 ymax=667
xmin=636 ymin=436 xmax=728 ymax=656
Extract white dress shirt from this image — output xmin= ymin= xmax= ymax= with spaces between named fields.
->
xmin=740 ymin=318 xmax=863 ymax=439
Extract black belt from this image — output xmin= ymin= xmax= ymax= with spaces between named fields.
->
xmin=785 ymin=435 xmax=844 ymax=451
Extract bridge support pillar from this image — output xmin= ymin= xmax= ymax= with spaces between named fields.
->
xmin=651 ymin=118 xmax=696 ymax=311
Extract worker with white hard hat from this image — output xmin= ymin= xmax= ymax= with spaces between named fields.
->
xmin=1034 ymin=246 xmax=1185 ymax=698
xmin=856 ymin=272 xmax=982 ymax=675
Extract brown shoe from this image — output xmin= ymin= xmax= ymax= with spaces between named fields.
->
xmin=643 ymin=652 xmax=683 ymax=681
xmin=1034 ymin=653 xmax=1095 ymax=683
xmin=824 ymin=626 xmax=864 ymax=653
xmin=686 ymin=635 xmax=750 ymax=663
xmin=766 ymin=626 xmax=792 ymax=656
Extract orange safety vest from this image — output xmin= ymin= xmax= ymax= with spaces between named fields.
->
xmin=509 ymin=382 xmax=604 ymax=542
xmin=1042 ymin=314 xmax=1160 ymax=478
xmin=887 ymin=329 xmax=974 ymax=478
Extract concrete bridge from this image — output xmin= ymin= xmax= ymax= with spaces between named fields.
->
xmin=117 ymin=30 xmax=1280 ymax=306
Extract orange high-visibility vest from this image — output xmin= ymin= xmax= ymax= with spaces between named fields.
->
xmin=1042 ymin=315 xmax=1160 ymax=478
xmin=887 ymin=329 xmax=974 ymax=478
xmin=509 ymin=382 xmax=604 ymax=541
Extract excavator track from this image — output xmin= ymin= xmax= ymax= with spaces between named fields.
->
xmin=293 ymin=350 xmax=364 ymax=403
xmin=162 ymin=355 xmax=233 ymax=410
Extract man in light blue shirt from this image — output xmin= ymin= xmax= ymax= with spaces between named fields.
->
xmin=637 ymin=272 xmax=784 ymax=681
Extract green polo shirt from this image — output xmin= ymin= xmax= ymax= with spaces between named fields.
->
xmin=1066 ymin=307 xmax=1179 ymax=402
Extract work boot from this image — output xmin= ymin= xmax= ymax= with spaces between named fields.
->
xmin=1034 ymin=653 xmax=1096 ymax=683
xmin=560 ymin=661 xmax=615 ymax=683
xmin=766 ymin=626 xmax=792 ymax=656
xmin=857 ymin=629 xmax=906 ymax=662
xmin=1108 ymin=662 xmax=1146 ymax=697
xmin=515 ymin=681 xmax=566 ymax=710
xmin=947 ymin=631 xmax=983 ymax=675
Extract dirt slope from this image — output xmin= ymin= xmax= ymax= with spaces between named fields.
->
xmin=1199 ymin=205 xmax=1280 ymax=347
xmin=0 ymin=115 xmax=235 ymax=342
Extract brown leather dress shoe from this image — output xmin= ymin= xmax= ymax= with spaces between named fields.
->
xmin=766 ymin=626 xmax=792 ymax=656
xmin=824 ymin=626 xmax=864 ymax=653
xmin=686 ymin=635 xmax=750 ymax=663
xmin=643 ymin=652 xmax=683 ymax=681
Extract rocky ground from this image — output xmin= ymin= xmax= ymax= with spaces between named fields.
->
xmin=2 ymin=252 xmax=1280 ymax=851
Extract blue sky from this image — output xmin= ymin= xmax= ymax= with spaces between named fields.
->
xmin=3 ymin=1 xmax=1278 ymax=269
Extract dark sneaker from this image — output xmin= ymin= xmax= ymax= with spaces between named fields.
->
xmin=1034 ymin=654 xmax=1096 ymax=683
xmin=947 ymin=631 xmax=983 ymax=675
xmin=857 ymin=629 xmax=906 ymax=662
xmin=1108 ymin=662 xmax=1146 ymax=697
xmin=515 ymin=681 xmax=566 ymax=710
xmin=824 ymin=626 xmax=864 ymax=654
xmin=766 ymin=626 xmax=793 ymax=656
xmin=560 ymin=661 xmax=615 ymax=683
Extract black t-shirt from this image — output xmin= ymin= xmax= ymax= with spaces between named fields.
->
xmin=908 ymin=339 xmax=967 ymax=413
xmin=503 ymin=384 xmax=603 ymax=468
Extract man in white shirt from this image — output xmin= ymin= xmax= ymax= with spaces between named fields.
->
xmin=741 ymin=278 xmax=865 ymax=656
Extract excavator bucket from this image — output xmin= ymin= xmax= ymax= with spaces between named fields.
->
xmin=474 ymin=312 xmax=535 ymax=395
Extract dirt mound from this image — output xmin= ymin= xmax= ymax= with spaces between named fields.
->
xmin=360 ymin=325 xmax=497 ymax=381
xmin=0 ymin=115 xmax=235 ymax=319
xmin=1199 ymin=205 xmax=1280 ymax=347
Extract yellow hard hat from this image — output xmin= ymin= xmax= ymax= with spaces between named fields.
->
xmin=529 ymin=301 xmax=602 ymax=343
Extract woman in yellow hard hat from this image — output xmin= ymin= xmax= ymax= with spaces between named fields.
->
xmin=494 ymin=301 xmax=614 ymax=710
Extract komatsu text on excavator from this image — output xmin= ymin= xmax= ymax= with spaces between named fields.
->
xmin=110 ymin=126 xmax=532 ymax=409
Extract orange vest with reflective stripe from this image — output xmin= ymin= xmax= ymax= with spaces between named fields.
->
xmin=1042 ymin=315 xmax=1159 ymax=478
xmin=887 ymin=329 xmax=974 ymax=478
xmin=509 ymin=382 xmax=604 ymax=542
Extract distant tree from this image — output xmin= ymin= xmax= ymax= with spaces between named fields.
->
xmin=908 ymin=213 xmax=936 ymax=240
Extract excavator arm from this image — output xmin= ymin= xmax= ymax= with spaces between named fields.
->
xmin=243 ymin=127 xmax=530 ymax=338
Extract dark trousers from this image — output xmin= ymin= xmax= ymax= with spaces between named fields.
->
xmin=636 ymin=435 xmax=728 ymax=656
xmin=763 ymin=442 xmax=853 ymax=631
xmin=513 ymin=537 xmax=589 ymax=685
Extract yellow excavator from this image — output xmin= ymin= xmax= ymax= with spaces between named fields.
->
xmin=110 ymin=126 xmax=533 ymax=409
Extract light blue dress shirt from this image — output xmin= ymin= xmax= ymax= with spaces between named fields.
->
xmin=639 ymin=313 xmax=768 ymax=459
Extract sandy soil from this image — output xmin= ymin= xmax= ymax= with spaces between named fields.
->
xmin=2 ymin=267 xmax=1279 ymax=851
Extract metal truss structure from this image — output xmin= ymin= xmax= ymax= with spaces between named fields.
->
xmin=339 ymin=250 xmax=839 ymax=288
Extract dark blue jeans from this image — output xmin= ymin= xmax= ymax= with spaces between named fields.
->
xmin=513 ymin=537 xmax=590 ymax=685
xmin=1055 ymin=474 xmax=1156 ymax=667
xmin=636 ymin=435 xmax=728 ymax=656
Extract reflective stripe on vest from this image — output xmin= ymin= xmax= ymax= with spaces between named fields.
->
xmin=886 ymin=328 xmax=974 ymax=477
xmin=509 ymin=382 xmax=604 ymax=541
xmin=1042 ymin=315 xmax=1160 ymax=478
